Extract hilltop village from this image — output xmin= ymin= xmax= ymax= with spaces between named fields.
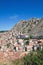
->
xmin=0 ymin=18 xmax=43 ymax=61
xmin=0 ymin=31 xmax=43 ymax=61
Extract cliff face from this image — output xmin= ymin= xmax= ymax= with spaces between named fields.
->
xmin=0 ymin=18 xmax=43 ymax=40
xmin=29 ymin=18 xmax=43 ymax=36
xmin=12 ymin=18 xmax=43 ymax=36
xmin=0 ymin=18 xmax=43 ymax=43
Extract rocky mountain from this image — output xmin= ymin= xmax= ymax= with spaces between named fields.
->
xmin=29 ymin=18 xmax=43 ymax=36
xmin=0 ymin=18 xmax=43 ymax=40
xmin=12 ymin=18 xmax=43 ymax=36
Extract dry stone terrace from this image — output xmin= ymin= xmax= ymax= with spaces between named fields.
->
xmin=0 ymin=31 xmax=43 ymax=61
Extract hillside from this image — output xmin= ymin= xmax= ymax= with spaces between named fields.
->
xmin=0 ymin=18 xmax=43 ymax=65
xmin=29 ymin=18 xmax=43 ymax=36
xmin=1 ymin=18 xmax=43 ymax=36
xmin=12 ymin=18 xmax=43 ymax=36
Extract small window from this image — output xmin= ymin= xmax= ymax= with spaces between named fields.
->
xmin=14 ymin=47 xmax=16 ymax=51
xmin=38 ymin=41 xmax=41 ymax=43
xmin=37 ymin=46 xmax=40 ymax=50
xmin=25 ymin=41 xmax=29 ymax=45
xmin=25 ymin=47 xmax=27 ymax=51
xmin=0 ymin=46 xmax=1 ymax=49
xmin=32 ymin=45 xmax=34 ymax=51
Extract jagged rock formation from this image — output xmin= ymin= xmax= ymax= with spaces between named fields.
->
xmin=12 ymin=18 xmax=43 ymax=36
xmin=0 ymin=18 xmax=43 ymax=44
xmin=1 ymin=18 xmax=43 ymax=37
xmin=29 ymin=18 xmax=43 ymax=36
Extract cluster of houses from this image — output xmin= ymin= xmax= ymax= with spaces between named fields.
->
xmin=0 ymin=32 xmax=43 ymax=60
xmin=0 ymin=32 xmax=43 ymax=52
xmin=11 ymin=32 xmax=43 ymax=52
